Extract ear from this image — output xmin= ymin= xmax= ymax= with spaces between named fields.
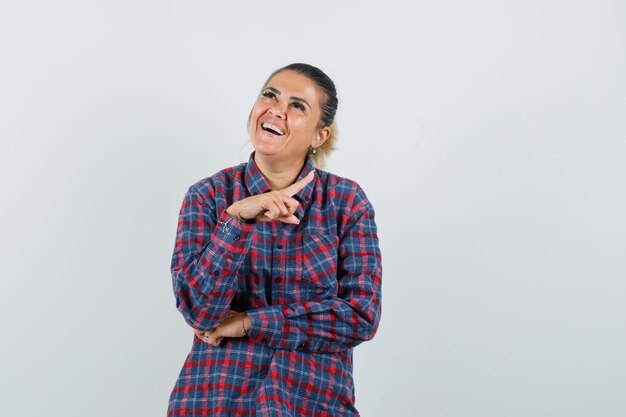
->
xmin=312 ymin=125 xmax=331 ymax=148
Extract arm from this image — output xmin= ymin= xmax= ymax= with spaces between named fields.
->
xmin=170 ymin=184 xmax=255 ymax=331
xmin=244 ymin=190 xmax=382 ymax=353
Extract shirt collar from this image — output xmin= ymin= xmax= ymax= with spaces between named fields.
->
xmin=244 ymin=150 xmax=316 ymax=220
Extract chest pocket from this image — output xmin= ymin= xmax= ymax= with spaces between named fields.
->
xmin=298 ymin=234 xmax=340 ymax=293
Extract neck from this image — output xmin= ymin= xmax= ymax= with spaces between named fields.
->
xmin=254 ymin=152 xmax=306 ymax=191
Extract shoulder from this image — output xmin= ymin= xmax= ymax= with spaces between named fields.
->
xmin=315 ymin=168 xmax=374 ymax=214
xmin=186 ymin=161 xmax=247 ymax=201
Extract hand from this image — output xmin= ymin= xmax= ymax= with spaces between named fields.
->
xmin=227 ymin=171 xmax=314 ymax=224
xmin=194 ymin=310 xmax=251 ymax=347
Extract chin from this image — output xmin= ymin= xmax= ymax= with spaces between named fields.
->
xmin=251 ymin=133 xmax=285 ymax=155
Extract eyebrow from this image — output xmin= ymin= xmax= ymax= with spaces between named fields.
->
xmin=264 ymin=86 xmax=311 ymax=110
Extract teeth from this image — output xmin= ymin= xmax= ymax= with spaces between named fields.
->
xmin=262 ymin=122 xmax=284 ymax=135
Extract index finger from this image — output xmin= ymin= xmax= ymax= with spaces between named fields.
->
xmin=280 ymin=171 xmax=315 ymax=197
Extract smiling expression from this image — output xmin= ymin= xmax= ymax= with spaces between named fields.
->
xmin=249 ymin=70 xmax=330 ymax=161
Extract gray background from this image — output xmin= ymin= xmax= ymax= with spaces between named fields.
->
xmin=1 ymin=1 xmax=625 ymax=416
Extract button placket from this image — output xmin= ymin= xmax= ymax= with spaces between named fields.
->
xmin=273 ymin=236 xmax=282 ymax=303
xmin=271 ymin=228 xmax=292 ymax=304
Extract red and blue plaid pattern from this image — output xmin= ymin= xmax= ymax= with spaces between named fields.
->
xmin=167 ymin=151 xmax=382 ymax=416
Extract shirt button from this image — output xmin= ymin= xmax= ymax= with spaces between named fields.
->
xmin=276 ymin=244 xmax=283 ymax=249
xmin=234 ymin=235 xmax=240 ymax=241
xmin=212 ymin=270 xmax=220 ymax=276
xmin=274 ymin=278 xmax=280 ymax=283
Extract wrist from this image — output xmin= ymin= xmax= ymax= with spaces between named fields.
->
xmin=242 ymin=313 xmax=251 ymax=336
xmin=227 ymin=204 xmax=256 ymax=224
xmin=227 ymin=204 xmax=244 ymax=221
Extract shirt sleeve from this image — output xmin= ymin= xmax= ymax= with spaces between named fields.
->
xmin=244 ymin=190 xmax=382 ymax=353
xmin=170 ymin=184 xmax=255 ymax=331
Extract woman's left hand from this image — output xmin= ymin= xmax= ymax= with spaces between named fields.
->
xmin=195 ymin=310 xmax=251 ymax=347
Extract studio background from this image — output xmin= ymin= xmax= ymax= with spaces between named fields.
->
xmin=1 ymin=1 xmax=625 ymax=416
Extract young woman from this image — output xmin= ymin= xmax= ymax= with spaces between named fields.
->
xmin=167 ymin=63 xmax=382 ymax=416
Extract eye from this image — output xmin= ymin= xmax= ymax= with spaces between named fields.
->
xmin=292 ymin=102 xmax=306 ymax=111
xmin=262 ymin=90 xmax=277 ymax=100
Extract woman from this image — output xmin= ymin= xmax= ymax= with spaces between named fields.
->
xmin=167 ymin=63 xmax=382 ymax=416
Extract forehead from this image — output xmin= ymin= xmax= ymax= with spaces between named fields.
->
xmin=265 ymin=70 xmax=322 ymax=106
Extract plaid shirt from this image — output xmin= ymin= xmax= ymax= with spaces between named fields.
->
xmin=167 ymin=151 xmax=382 ymax=416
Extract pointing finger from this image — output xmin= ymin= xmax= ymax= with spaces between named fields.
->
xmin=281 ymin=171 xmax=315 ymax=197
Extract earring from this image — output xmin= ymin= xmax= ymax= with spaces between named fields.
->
xmin=311 ymin=138 xmax=320 ymax=155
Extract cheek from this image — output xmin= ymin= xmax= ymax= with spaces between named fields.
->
xmin=291 ymin=117 xmax=317 ymax=137
xmin=252 ymin=102 xmax=267 ymax=117
xmin=249 ymin=107 xmax=263 ymax=129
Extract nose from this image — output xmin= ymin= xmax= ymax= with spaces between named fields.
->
xmin=269 ymin=101 xmax=287 ymax=118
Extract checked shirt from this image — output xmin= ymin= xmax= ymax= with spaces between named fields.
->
xmin=167 ymin=151 xmax=382 ymax=416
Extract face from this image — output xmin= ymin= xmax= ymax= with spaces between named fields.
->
xmin=249 ymin=70 xmax=330 ymax=161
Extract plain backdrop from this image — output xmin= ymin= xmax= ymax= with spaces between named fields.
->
xmin=1 ymin=1 xmax=625 ymax=416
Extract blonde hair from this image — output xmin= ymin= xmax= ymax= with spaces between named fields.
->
xmin=309 ymin=121 xmax=338 ymax=170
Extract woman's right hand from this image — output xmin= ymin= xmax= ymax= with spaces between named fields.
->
xmin=226 ymin=170 xmax=315 ymax=224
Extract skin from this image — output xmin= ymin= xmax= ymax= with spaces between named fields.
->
xmin=195 ymin=70 xmax=332 ymax=347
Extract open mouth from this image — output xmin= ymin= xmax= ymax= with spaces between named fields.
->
xmin=261 ymin=122 xmax=285 ymax=136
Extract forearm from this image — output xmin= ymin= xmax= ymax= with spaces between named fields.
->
xmin=244 ymin=296 xmax=380 ymax=353
xmin=172 ymin=202 xmax=255 ymax=331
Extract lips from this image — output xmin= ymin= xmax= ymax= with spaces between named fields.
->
xmin=260 ymin=120 xmax=285 ymax=136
